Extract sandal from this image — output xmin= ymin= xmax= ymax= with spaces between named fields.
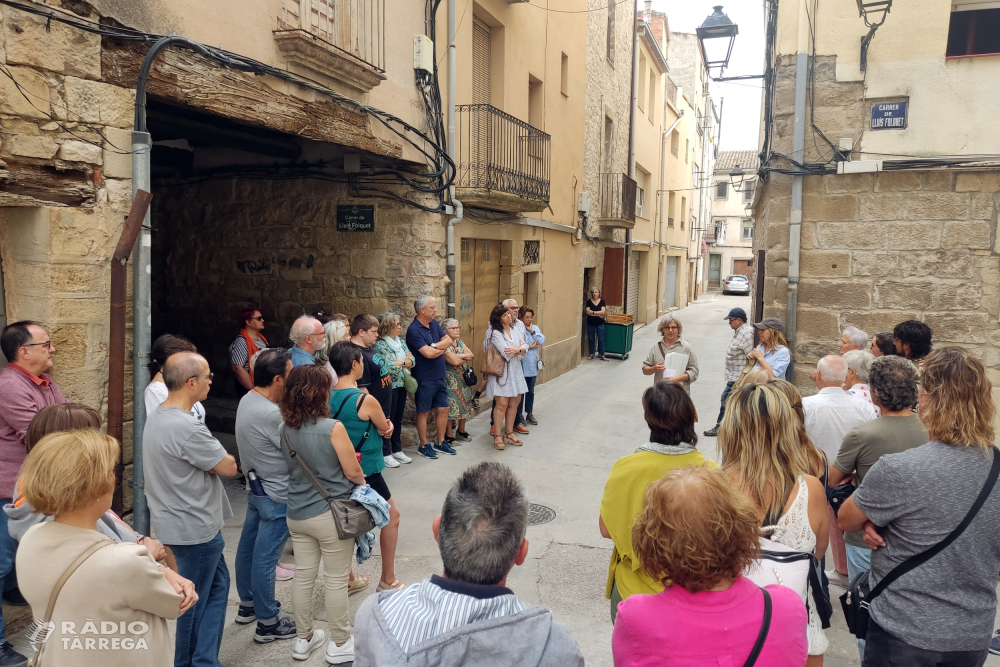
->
xmin=589 ymin=354 xmax=594 ymax=360
xmin=504 ymin=432 xmax=523 ymax=446
xmin=493 ymin=435 xmax=505 ymax=450
xmin=348 ymin=575 xmax=370 ymax=595
xmin=377 ymin=579 xmax=405 ymax=592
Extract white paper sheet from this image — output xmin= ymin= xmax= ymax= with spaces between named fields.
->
xmin=662 ymin=352 xmax=689 ymax=379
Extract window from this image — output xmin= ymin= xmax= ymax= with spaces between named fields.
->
xmin=637 ymin=54 xmax=646 ymax=112
xmin=742 ymin=219 xmax=754 ymax=240
xmin=684 ymin=139 xmax=689 ymax=163
xmin=947 ymin=7 xmax=1000 ymax=57
xmin=744 ymin=184 xmax=754 ymax=202
xmin=667 ymin=191 xmax=675 ymax=226
xmin=603 ymin=116 xmax=614 ymax=173
xmin=461 ymin=239 xmax=470 ymax=262
xmin=680 ymin=196 xmax=686 ymax=229
xmin=648 ymin=69 xmax=656 ymax=121
xmin=472 ymin=18 xmax=492 ymax=105
xmin=606 ymin=0 xmax=615 ymax=64
xmin=481 ymin=240 xmax=491 ymax=261
xmin=670 ymin=130 xmax=679 ymax=157
xmin=528 ymin=77 xmax=542 ymax=127
xmin=561 ymin=53 xmax=569 ymax=96
xmin=636 ymin=185 xmax=645 ymax=218
xmin=716 ymin=181 xmax=728 ymax=199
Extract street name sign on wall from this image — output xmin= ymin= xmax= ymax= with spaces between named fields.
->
xmin=336 ymin=205 xmax=375 ymax=232
xmin=870 ymin=102 xmax=907 ymax=130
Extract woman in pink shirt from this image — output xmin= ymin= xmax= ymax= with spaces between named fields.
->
xmin=612 ymin=466 xmax=807 ymax=667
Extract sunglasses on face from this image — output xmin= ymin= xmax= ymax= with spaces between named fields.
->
xmin=250 ymin=316 xmax=264 ymax=321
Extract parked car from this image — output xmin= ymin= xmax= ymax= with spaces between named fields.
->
xmin=723 ymin=274 xmax=751 ymax=295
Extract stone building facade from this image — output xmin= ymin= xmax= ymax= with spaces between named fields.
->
xmin=753 ymin=1 xmax=1000 ymax=410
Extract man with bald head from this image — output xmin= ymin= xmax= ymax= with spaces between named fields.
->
xmin=288 ymin=316 xmax=326 ymax=367
xmin=144 ymin=351 xmax=237 ymax=667
xmin=802 ymin=354 xmax=877 ymax=588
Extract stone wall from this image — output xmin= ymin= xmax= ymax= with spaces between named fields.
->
xmin=754 ymin=54 xmax=1000 ymax=396
xmin=151 ymin=177 xmax=446 ymax=395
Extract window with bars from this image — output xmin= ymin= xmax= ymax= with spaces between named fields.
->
xmin=606 ymin=0 xmax=615 ymax=64
xmin=523 ymin=240 xmax=540 ymax=265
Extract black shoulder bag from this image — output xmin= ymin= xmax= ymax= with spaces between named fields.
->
xmin=743 ymin=587 xmax=772 ymax=667
xmin=841 ymin=445 xmax=1000 ymax=639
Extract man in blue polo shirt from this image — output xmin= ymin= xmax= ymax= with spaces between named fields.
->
xmin=405 ymin=295 xmax=457 ymax=460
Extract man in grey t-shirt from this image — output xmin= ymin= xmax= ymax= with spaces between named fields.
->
xmin=234 ymin=349 xmax=297 ymax=642
xmin=143 ymin=352 xmax=237 ymax=667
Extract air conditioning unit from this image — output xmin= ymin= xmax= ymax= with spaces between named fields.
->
xmin=577 ymin=192 xmax=592 ymax=217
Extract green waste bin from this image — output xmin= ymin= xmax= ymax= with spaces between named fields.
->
xmin=604 ymin=321 xmax=634 ymax=360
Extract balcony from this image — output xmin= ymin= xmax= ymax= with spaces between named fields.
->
xmin=595 ymin=173 xmax=637 ymax=229
xmin=274 ymin=0 xmax=386 ymax=96
xmin=454 ymin=104 xmax=550 ymax=213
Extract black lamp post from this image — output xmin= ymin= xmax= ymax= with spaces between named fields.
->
xmin=728 ymin=165 xmax=746 ymax=192
xmin=696 ymin=6 xmax=765 ymax=83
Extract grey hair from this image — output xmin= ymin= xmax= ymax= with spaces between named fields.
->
xmin=842 ymin=349 xmax=874 ymax=383
xmin=869 ymin=355 xmax=919 ymax=412
xmin=843 ymin=326 xmax=870 ymax=350
xmin=414 ymin=295 xmax=434 ymax=314
xmin=501 ymin=298 xmax=518 ymax=308
xmin=314 ymin=319 xmax=348 ymax=364
xmin=817 ymin=355 xmax=848 ymax=383
xmin=441 ymin=318 xmax=460 ymax=331
xmin=589 ymin=287 xmax=601 ymax=296
xmin=162 ymin=352 xmax=206 ymax=391
xmin=289 ymin=316 xmax=318 ymax=345
xmin=658 ymin=313 xmax=682 ymax=334
xmin=438 ymin=462 xmax=529 ymax=586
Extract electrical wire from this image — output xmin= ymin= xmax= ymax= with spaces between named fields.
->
xmin=522 ymin=0 xmax=633 ymax=14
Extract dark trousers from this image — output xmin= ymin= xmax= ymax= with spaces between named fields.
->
xmin=515 ymin=376 xmax=537 ymax=426
xmin=587 ymin=323 xmax=606 ymax=357
xmin=383 ymin=386 xmax=406 ymax=456
xmin=171 ymin=532 xmax=230 ymax=667
xmin=716 ymin=380 xmax=736 ymax=425
xmin=863 ymin=620 xmax=988 ymax=667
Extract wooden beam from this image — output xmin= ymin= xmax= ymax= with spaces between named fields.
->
xmin=0 ymin=158 xmax=96 ymax=207
xmin=101 ymin=38 xmax=402 ymax=159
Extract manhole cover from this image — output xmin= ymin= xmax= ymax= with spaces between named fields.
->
xmin=528 ymin=503 xmax=556 ymax=526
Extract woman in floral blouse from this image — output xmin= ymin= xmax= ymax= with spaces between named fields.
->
xmin=374 ymin=313 xmax=416 ymax=466
xmin=441 ymin=318 xmax=475 ymax=443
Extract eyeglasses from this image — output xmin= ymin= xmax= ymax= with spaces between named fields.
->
xmin=309 ymin=331 xmax=327 ymax=338
xmin=663 ymin=326 xmax=680 ymax=331
xmin=22 ymin=341 xmax=53 ymax=350
xmin=448 ymin=326 xmax=461 ymax=331
xmin=188 ymin=372 xmax=214 ymax=382
xmin=250 ymin=316 xmax=264 ymax=321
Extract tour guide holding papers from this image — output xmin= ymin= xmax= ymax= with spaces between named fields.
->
xmin=642 ymin=314 xmax=699 ymax=393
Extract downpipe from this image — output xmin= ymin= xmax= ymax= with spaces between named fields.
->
xmin=447 ymin=186 xmax=463 ymax=319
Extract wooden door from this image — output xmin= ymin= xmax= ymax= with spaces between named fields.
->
xmin=732 ymin=259 xmax=753 ymax=277
xmin=458 ymin=239 xmax=500 ymax=376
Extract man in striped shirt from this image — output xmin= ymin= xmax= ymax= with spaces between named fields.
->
xmin=353 ymin=462 xmax=584 ymax=666
xmin=704 ymin=308 xmax=755 ymax=437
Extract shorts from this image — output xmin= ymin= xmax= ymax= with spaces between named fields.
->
xmin=415 ymin=377 xmax=449 ymax=413
xmin=365 ymin=472 xmax=391 ymax=502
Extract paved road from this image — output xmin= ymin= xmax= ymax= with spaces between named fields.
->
xmin=17 ymin=292 xmax=995 ymax=665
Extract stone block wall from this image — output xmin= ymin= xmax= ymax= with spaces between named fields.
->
xmin=151 ymin=177 xmax=446 ymax=395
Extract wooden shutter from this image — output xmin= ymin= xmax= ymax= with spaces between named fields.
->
xmin=626 ymin=255 xmax=640 ymax=316
xmin=602 ymin=247 xmax=625 ymax=307
xmin=472 ymin=18 xmax=491 ymax=105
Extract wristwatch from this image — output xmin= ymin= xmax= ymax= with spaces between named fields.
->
xmin=431 ymin=342 xmax=437 ymax=349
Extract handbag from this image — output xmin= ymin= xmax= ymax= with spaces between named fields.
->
xmin=744 ymin=537 xmax=811 ymax=602
xmin=481 ymin=345 xmax=505 ymax=377
xmin=730 ymin=357 xmax=759 ymax=391
xmin=462 ymin=365 xmax=478 ymax=387
xmin=281 ymin=428 xmax=376 ymax=541
xmin=743 ymin=587 xmax=772 ymax=667
xmin=840 ymin=445 xmax=1000 ymax=639
xmin=403 ymin=370 xmax=418 ymax=395
xmin=27 ymin=541 xmax=111 ymax=666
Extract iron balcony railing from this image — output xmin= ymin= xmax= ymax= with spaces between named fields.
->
xmin=455 ymin=104 xmax=551 ymax=203
xmin=598 ymin=173 xmax=637 ymax=222
xmin=281 ymin=0 xmax=385 ymax=72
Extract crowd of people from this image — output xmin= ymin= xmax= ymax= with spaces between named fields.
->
xmin=0 ymin=296 xmax=996 ymax=667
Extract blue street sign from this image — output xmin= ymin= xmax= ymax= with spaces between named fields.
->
xmin=870 ymin=102 xmax=907 ymax=130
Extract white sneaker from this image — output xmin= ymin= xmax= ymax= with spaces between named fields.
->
xmin=393 ymin=451 xmax=412 ymax=464
xmin=292 ymin=629 xmax=325 ymax=661
xmin=326 ymin=636 xmax=354 ymax=664
xmin=383 ymin=455 xmax=400 ymax=468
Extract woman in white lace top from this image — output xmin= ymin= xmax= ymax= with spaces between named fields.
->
xmin=719 ymin=383 xmax=830 ymax=665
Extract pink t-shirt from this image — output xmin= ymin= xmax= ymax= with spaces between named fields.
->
xmin=612 ymin=576 xmax=808 ymax=667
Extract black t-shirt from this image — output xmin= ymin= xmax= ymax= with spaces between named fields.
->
xmin=586 ymin=299 xmax=607 ymax=326
xmin=353 ymin=343 xmax=393 ymax=416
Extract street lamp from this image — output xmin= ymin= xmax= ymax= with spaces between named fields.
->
xmin=728 ymin=165 xmax=747 ymax=192
xmin=696 ymin=6 xmax=765 ymax=83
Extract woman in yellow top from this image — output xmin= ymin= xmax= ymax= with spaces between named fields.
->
xmin=598 ymin=382 xmax=717 ymax=623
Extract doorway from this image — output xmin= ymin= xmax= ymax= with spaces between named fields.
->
xmin=458 ymin=238 xmax=500 ymax=376
xmin=664 ymin=256 xmax=677 ymax=309
xmin=732 ymin=258 xmax=753 ymax=277
xmin=708 ymin=254 xmax=722 ymax=289
xmin=582 ymin=267 xmax=593 ymax=357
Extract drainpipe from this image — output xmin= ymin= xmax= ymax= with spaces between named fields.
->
xmin=624 ymin=9 xmax=638 ymax=311
xmin=446 ymin=0 xmax=463 ymax=319
xmin=785 ymin=7 xmax=811 ymax=383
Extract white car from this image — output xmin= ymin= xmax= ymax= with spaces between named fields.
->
xmin=723 ymin=274 xmax=751 ymax=295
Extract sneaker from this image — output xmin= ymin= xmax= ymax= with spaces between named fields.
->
xmin=393 ymin=451 xmax=412 ymax=464
xmin=826 ymin=570 xmax=850 ymax=588
xmin=989 ymin=630 xmax=1000 ymax=655
xmin=525 ymin=414 xmax=538 ymax=425
xmin=454 ymin=431 xmax=472 ymax=442
xmin=326 ymin=636 xmax=355 ymax=664
xmin=236 ymin=604 xmax=257 ymax=624
xmin=434 ymin=441 xmax=458 ymax=456
xmin=384 ymin=455 xmax=400 ymax=468
xmin=703 ymin=425 xmax=719 ymax=437
xmin=254 ymin=616 xmax=297 ymax=643
xmin=275 ymin=564 xmax=295 ymax=581
xmin=0 ymin=642 xmax=26 ymax=667
xmin=417 ymin=443 xmax=438 ymax=459
xmin=293 ymin=629 xmax=325 ymax=661
xmin=514 ymin=424 xmax=529 ymax=434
